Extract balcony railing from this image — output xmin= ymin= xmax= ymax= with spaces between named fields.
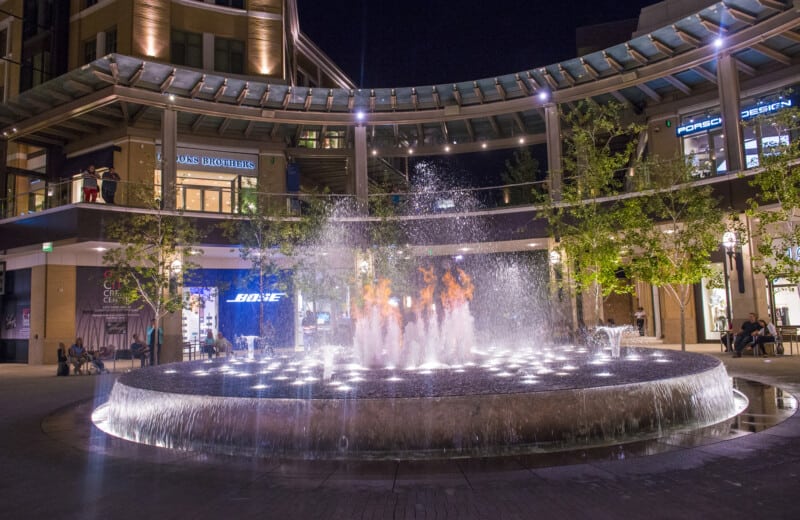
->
xmin=0 ymin=178 xmax=551 ymax=221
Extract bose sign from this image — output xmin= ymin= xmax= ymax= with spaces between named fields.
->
xmin=676 ymin=99 xmax=793 ymax=137
xmin=226 ymin=292 xmax=287 ymax=303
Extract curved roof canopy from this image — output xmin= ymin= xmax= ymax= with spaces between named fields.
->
xmin=1 ymin=0 xmax=798 ymax=159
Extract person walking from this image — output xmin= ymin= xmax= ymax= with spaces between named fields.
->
xmin=634 ymin=307 xmax=646 ymax=336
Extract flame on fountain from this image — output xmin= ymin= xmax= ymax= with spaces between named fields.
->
xmin=353 ymin=266 xmax=476 ymax=368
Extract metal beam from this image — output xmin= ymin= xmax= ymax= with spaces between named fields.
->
xmin=495 ymin=79 xmax=507 ymax=100
xmin=752 ymin=42 xmax=792 ymax=65
xmin=473 ymin=81 xmax=485 ymax=103
xmin=128 ymin=63 xmax=144 ymax=86
xmin=236 ymin=82 xmax=249 ymax=105
xmin=558 ymin=65 xmax=576 ymax=86
xmin=662 ymin=75 xmax=692 ymax=95
xmin=515 ymin=73 xmax=530 ymax=95
xmin=218 ymin=118 xmax=231 ymax=135
xmin=626 ymin=44 xmax=649 ymax=65
xmin=603 ymin=51 xmax=624 ymax=73
xmin=673 ymin=26 xmax=703 ymax=47
xmin=637 ymin=82 xmax=662 ymax=102
xmin=581 ymin=58 xmax=600 ymax=80
xmin=692 ymin=65 xmax=718 ymax=83
xmin=191 ymin=114 xmax=205 ymax=133
xmin=189 ymin=75 xmax=206 ymax=98
xmin=214 ymin=80 xmax=228 ymax=102
xmin=159 ymin=69 xmax=176 ymax=93
xmin=649 ymin=36 xmax=674 ymax=56
xmin=452 ymin=84 xmax=463 ymax=106
xmin=726 ymin=6 xmax=757 ymax=25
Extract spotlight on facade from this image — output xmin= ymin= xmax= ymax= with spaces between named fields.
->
xmin=538 ymin=91 xmax=549 ymax=102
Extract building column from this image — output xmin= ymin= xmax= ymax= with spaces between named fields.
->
xmin=544 ymin=104 xmax=562 ymax=201
xmin=717 ymin=53 xmax=745 ymax=173
xmin=0 ymin=139 xmax=7 ymax=212
xmin=161 ymin=108 xmax=178 ymax=210
xmin=354 ymin=125 xmax=368 ymax=213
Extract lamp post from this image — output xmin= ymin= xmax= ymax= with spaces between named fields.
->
xmin=722 ymin=231 xmax=736 ymax=332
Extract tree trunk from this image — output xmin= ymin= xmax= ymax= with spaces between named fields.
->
xmin=679 ymin=305 xmax=686 ymax=352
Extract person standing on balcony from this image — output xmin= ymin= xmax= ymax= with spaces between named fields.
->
xmin=102 ymin=167 xmax=121 ymax=204
xmin=81 ymin=165 xmax=99 ymax=202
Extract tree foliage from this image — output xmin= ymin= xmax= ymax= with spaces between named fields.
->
xmin=220 ymin=194 xmax=328 ymax=341
xmin=623 ymin=155 xmax=725 ymax=350
xmin=102 ymin=184 xmax=204 ymax=363
xmin=546 ymin=101 xmax=643 ymax=323
xmin=745 ymin=105 xmax=800 ymax=283
xmin=501 ymin=147 xmax=541 ymax=205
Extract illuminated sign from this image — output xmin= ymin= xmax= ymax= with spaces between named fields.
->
xmin=225 ymin=292 xmax=287 ymax=303
xmin=676 ymin=99 xmax=793 ymax=137
xmin=156 ymin=149 xmax=257 ymax=171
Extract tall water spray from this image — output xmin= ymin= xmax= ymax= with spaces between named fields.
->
xmin=353 ymin=266 xmax=476 ymax=367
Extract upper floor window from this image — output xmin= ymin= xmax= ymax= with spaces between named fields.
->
xmin=85 ymin=0 xmax=99 ymax=8
xmin=323 ymin=131 xmax=346 ymax=149
xmin=298 ymin=130 xmax=319 ymax=149
xmin=84 ymin=38 xmax=96 ymax=64
xmin=0 ymin=28 xmax=8 ymax=57
xmin=20 ymin=48 xmax=51 ymax=90
xmin=215 ymin=0 xmax=245 ymax=8
xmin=23 ymin=0 xmax=53 ymax=40
xmin=105 ymin=27 xmax=117 ymax=54
xmin=214 ymin=37 xmax=244 ymax=74
xmin=172 ymin=30 xmax=203 ymax=68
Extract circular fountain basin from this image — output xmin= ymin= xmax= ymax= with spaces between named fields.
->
xmin=94 ymin=347 xmax=738 ymax=459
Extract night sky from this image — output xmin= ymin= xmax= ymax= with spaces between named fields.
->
xmin=295 ymin=0 xmax=662 ymax=88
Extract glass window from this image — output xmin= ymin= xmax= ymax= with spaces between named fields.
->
xmin=84 ymin=38 xmax=96 ymax=64
xmin=105 ymin=27 xmax=117 ymax=54
xmin=712 ymin=132 xmax=726 ymax=174
xmin=773 ymin=283 xmax=800 ymax=326
xmin=85 ymin=0 xmax=99 ymax=8
xmin=323 ymin=131 xmax=346 ymax=149
xmin=0 ymin=28 xmax=7 ymax=57
xmin=171 ymin=30 xmax=203 ymax=68
xmin=215 ymin=0 xmax=245 ymax=8
xmin=682 ymin=133 xmax=712 ymax=178
xmin=214 ymin=37 xmax=244 ymax=74
xmin=298 ymin=130 xmax=319 ymax=149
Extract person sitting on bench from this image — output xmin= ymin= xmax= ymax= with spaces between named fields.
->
xmin=130 ymin=334 xmax=150 ymax=368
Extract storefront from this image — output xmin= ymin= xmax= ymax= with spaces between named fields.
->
xmin=155 ymin=147 xmax=259 ymax=214
xmin=677 ymin=92 xmax=796 ymax=178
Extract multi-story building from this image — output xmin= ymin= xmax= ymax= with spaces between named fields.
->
xmin=1 ymin=0 xmax=799 ymax=363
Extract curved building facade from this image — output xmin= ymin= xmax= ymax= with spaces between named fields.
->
xmin=1 ymin=0 xmax=799 ymax=363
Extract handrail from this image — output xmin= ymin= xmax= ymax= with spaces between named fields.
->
xmin=0 ymin=177 xmax=551 ymax=220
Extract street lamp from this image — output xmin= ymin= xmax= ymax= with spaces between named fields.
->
xmin=721 ymin=231 xmax=736 ymax=332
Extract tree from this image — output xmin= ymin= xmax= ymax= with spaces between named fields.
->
xmin=745 ymin=104 xmax=800 ymax=284
xmin=624 ymin=155 xmax=725 ymax=350
xmin=220 ymin=194 xmax=327 ymax=348
xmin=546 ymin=101 xmax=643 ymax=325
xmin=102 ymin=184 xmax=203 ymax=364
xmin=501 ymin=147 xmax=541 ymax=205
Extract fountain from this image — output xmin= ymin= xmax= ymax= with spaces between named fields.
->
xmin=93 ymin=173 xmax=739 ymax=460
xmin=93 ymin=264 xmax=739 ymax=460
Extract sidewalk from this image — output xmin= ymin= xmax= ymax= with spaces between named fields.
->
xmin=1 ymin=339 xmax=799 ymax=519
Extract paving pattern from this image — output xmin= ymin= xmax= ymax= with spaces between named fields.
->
xmin=1 ymin=343 xmax=799 ymax=520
